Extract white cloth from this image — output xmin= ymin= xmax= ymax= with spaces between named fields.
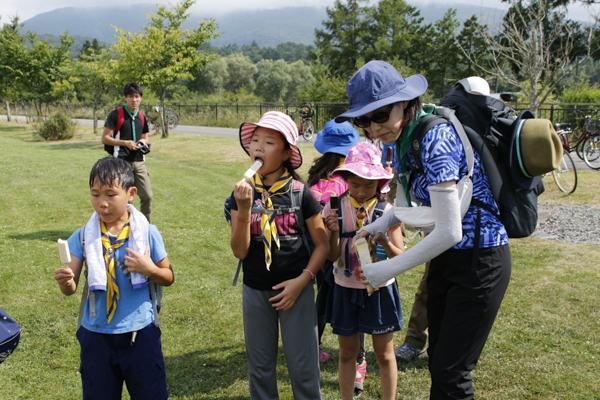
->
xmin=362 ymin=186 xmax=463 ymax=288
xmin=84 ymin=204 xmax=150 ymax=291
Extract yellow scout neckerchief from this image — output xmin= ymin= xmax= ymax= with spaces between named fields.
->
xmin=101 ymin=219 xmax=130 ymax=323
xmin=252 ymin=170 xmax=293 ymax=271
xmin=348 ymin=194 xmax=378 ymax=229
xmin=252 ymin=169 xmax=292 ymax=271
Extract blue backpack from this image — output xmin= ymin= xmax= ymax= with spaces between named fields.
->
xmin=0 ymin=308 xmax=20 ymax=364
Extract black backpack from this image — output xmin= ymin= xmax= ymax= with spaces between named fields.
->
xmin=224 ymin=179 xmax=312 ymax=285
xmin=410 ymin=80 xmax=544 ymax=238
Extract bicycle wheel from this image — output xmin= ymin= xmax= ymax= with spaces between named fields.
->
xmin=552 ymin=150 xmax=577 ymax=194
xmin=302 ymin=119 xmax=314 ymax=141
xmin=167 ymin=115 xmax=177 ymax=130
xmin=582 ymin=135 xmax=600 ymax=169
xmin=171 ymin=114 xmax=179 ymax=129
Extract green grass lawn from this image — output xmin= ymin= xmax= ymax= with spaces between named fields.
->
xmin=0 ymin=119 xmax=599 ymax=399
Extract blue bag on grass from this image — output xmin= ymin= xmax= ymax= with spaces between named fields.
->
xmin=0 ymin=308 xmax=20 ymax=364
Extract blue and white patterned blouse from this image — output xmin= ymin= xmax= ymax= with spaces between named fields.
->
xmin=401 ymin=122 xmax=509 ymax=249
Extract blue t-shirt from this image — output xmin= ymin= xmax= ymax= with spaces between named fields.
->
xmin=403 ymin=123 xmax=509 ymax=249
xmin=68 ymin=225 xmax=168 ymax=334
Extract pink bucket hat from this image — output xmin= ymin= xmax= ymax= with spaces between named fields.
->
xmin=239 ymin=111 xmax=302 ymax=169
xmin=332 ymin=142 xmax=393 ymax=190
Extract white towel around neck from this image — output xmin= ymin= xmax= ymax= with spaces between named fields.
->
xmin=84 ymin=204 xmax=150 ymax=291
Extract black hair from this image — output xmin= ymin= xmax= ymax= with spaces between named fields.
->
xmin=401 ymin=97 xmax=423 ymax=128
xmin=89 ymin=157 xmax=135 ymax=191
xmin=340 ymin=171 xmax=386 ymax=202
xmin=307 ymin=153 xmax=343 ymax=187
xmin=281 ymin=141 xmax=305 ymax=184
xmin=123 ymin=82 xmax=143 ymax=97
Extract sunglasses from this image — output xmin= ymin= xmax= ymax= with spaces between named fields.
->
xmin=353 ymin=103 xmax=397 ymax=129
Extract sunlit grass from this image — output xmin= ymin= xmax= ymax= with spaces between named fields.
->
xmin=0 ymin=119 xmax=598 ymax=399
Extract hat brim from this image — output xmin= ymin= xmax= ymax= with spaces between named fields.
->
xmin=509 ymin=110 xmax=539 ymax=189
xmin=239 ymin=122 xmax=303 ymax=169
xmin=335 ymin=74 xmax=428 ymax=123
xmin=332 ymin=165 xmax=393 ymax=191
xmin=314 ymin=132 xmax=356 ymax=156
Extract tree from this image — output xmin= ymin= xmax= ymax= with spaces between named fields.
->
xmin=112 ymin=0 xmax=219 ymax=137
xmin=430 ymin=9 xmax=461 ymax=97
xmin=223 ymin=54 xmax=258 ymax=94
xmin=18 ymin=31 xmax=74 ymax=119
xmin=314 ymin=0 xmax=369 ymax=78
xmin=0 ymin=15 xmax=26 ymax=121
xmin=254 ymin=59 xmax=293 ymax=101
xmin=468 ymin=0 xmax=598 ymax=115
xmin=455 ymin=15 xmax=491 ymax=78
xmin=363 ymin=0 xmax=423 ymax=65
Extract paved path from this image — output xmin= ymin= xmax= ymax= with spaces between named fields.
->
xmin=1 ymin=115 xmax=316 ymax=144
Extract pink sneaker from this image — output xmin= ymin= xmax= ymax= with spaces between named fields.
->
xmin=355 ymin=360 xmax=367 ymax=391
xmin=319 ymin=344 xmax=330 ymax=364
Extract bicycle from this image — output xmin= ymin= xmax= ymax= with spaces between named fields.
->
xmin=285 ymin=103 xmax=315 ymax=141
xmin=561 ymin=109 xmax=598 ymax=163
xmin=145 ymin=106 xmax=179 ymax=130
xmin=580 ymin=111 xmax=600 ymax=169
xmin=550 ymin=123 xmax=578 ymax=194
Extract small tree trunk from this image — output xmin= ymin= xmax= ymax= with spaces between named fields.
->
xmin=160 ymin=87 xmax=169 ymax=138
xmin=92 ymin=92 xmax=100 ymax=134
xmin=5 ymin=100 xmax=12 ymax=121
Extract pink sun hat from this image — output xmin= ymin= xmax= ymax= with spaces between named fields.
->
xmin=239 ymin=111 xmax=302 ymax=169
xmin=332 ymin=142 xmax=393 ymax=190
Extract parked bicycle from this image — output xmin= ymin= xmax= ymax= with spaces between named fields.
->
xmin=145 ymin=105 xmax=179 ymax=131
xmin=551 ymin=122 xmax=578 ymax=194
xmin=285 ymin=103 xmax=315 ymax=141
xmin=580 ymin=110 xmax=600 ymax=169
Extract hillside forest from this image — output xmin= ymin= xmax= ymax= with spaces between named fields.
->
xmin=1 ymin=0 xmax=600 ymax=123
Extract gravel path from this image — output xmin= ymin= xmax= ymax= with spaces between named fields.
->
xmin=534 ymin=203 xmax=600 ymax=245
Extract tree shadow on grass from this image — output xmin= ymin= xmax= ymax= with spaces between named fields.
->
xmin=8 ymin=230 xmax=74 ymax=242
xmin=165 ymin=345 xmax=250 ymax=398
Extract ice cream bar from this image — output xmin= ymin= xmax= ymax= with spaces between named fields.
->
xmin=386 ymin=146 xmax=393 ymax=165
xmin=57 ymin=239 xmax=71 ymax=265
xmin=353 ymin=237 xmax=377 ymax=292
xmin=243 ymin=160 xmax=263 ymax=181
xmin=330 ymin=194 xmax=339 ymax=210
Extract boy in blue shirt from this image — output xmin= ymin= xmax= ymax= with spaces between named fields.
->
xmin=54 ymin=157 xmax=174 ymax=400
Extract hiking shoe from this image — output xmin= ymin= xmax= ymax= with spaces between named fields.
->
xmin=395 ymin=343 xmax=426 ymax=363
xmin=354 ymin=360 xmax=367 ymax=391
xmin=319 ymin=344 xmax=330 ymax=364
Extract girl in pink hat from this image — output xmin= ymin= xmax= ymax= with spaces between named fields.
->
xmin=229 ymin=111 xmax=329 ymax=399
xmin=322 ymin=141 xmax=405 ymax=400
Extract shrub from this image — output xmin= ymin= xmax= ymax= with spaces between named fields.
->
xmin=36 ymin=111 xmax=77 ymax=141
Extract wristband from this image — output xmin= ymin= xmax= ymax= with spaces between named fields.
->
xmin=302 ymin=269 xmax=315 ymax=279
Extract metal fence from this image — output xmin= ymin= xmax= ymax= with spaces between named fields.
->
xmin=4 ymin=101 xmax=600 ymax=132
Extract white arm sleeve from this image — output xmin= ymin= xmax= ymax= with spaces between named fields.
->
xmin=356 ymin=207 xmax=401 ymax=237
xmin=362 ymin=186 xmax=463 ymax=288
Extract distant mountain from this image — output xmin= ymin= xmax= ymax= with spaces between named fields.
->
xmin=21 ymin=2 xmax=504 ymax=48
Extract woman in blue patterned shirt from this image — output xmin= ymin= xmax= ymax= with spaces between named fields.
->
xmin=335 ymin=61 xmax=511 ymax=400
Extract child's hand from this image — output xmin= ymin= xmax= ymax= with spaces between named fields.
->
xmin=54 ymin=267 xmax=74 ymax=287
xmin=124 ymin=248 xmax=155 ymax=277
xmin=269 ymin=277 xmax=305 ymax=311
xmin=125 ymin=140 xmax=139 ymax=151
xmin=233 ymin=179 xmax=253 ymax=210
xmin=323 ymin=214 xmax=339 ymax=232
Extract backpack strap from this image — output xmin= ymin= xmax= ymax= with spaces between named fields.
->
xmin=77 ymin=225 xmax=95 ymax=330
xmin=409 ymin=114 xmax=448 ymax=175
xmin=114 ymin=107 xmax=125 ymax=136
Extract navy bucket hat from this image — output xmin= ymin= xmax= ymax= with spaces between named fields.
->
xmin=335 ymin=60 xmax=428 ymax=122
xmin=314 ymin=120 xmax=361 ymax=156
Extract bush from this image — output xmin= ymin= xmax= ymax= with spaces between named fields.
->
xmin=36 ymin=111 xmax=77 ymax=140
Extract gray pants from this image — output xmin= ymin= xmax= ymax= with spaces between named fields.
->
xmin=126 ymin=161 xmax=153 ymax=223
xmin=243 ymin=283 xmax=322 ymax=400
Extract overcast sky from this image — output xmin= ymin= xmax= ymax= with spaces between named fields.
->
xmin=1 ymin=0 xmax=595 ymax=23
